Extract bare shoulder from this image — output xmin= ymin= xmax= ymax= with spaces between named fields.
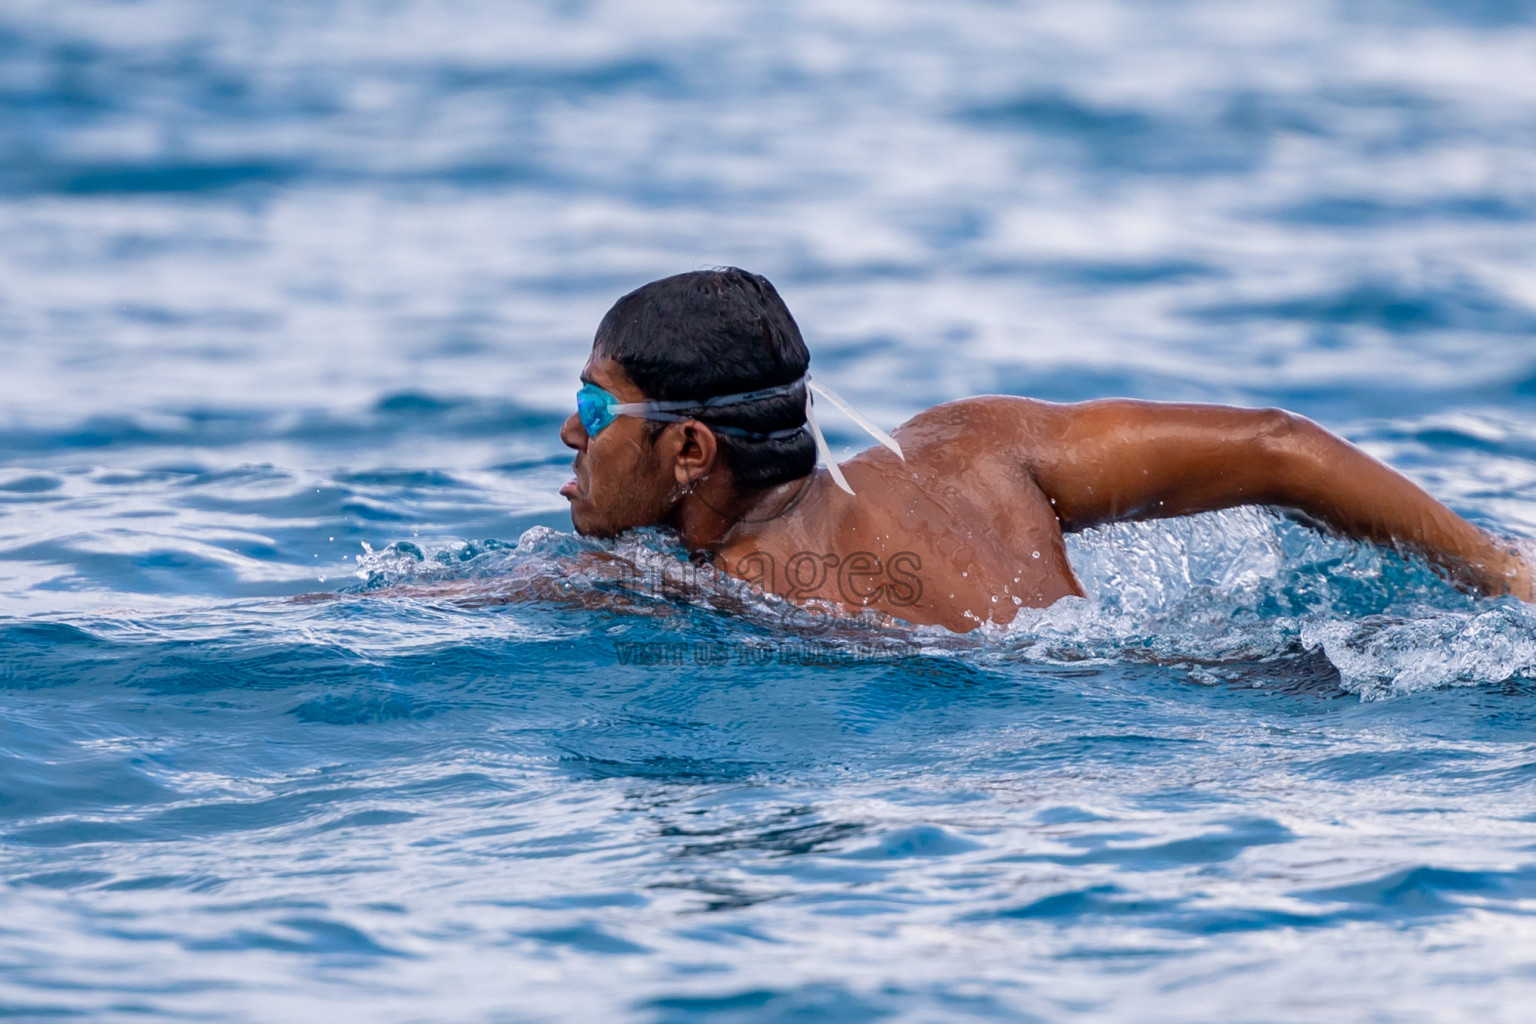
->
xmin=883 ymin=395 xmax=1302 ymax=479
xmin=891 ymin=395 xmax=1065 ymax=456
xmin=891 ymin=395 xmax=1214 ymax=441
xmin=900 ymin=395 xmax=1301 ymax=444
xmin=887 ymin=395 xmax=1165 ymax=474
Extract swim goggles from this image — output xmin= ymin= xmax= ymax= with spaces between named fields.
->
xmin=575 ymin=373 xmax=903 ymax=495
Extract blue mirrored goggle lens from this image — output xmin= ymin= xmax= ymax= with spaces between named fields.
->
xmin=576 ymin=383 xmax=617 ymax=436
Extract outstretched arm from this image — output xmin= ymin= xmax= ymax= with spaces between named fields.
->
xmin=1015 ymin=399 xmax=1532 ymax=599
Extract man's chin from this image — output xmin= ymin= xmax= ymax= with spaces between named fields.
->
xmin=568 ymin=504 xmax=620 ymax=539
xmin=568 ymin=506 xmax=595 ymax=537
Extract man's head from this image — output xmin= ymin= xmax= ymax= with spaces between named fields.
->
xmin=559 ymin=268 xmax=815 ymax=537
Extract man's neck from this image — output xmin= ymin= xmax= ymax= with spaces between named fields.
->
xmin=668 ymin=473 xmax=816 ymax=553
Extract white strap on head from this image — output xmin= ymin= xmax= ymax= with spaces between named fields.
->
xmin=803 ymin=376 xmax=904 ymax=496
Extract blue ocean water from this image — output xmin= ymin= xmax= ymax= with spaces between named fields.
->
xmin=4 ymin=0 xmax=1536 ymax=1019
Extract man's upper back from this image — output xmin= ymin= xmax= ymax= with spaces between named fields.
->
xmin=716 ymin=397 xmax=1084 ymax=631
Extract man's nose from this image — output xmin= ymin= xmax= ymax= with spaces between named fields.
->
xmin=559 ymin=412 xmax=588 ymax=450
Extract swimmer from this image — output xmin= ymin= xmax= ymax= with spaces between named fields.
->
xmin=560 ymin=267 xmax=1534 ymax=632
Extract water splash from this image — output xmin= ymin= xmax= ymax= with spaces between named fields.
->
xmin=343 ymin=510 xmax=1536 ymax=700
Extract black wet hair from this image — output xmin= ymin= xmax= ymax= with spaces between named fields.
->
xmin=593 ymin=267 xmax=815 ymax=490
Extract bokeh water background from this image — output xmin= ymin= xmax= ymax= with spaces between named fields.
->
xmin=4 ymin=1 xmax=1536 ymax=1020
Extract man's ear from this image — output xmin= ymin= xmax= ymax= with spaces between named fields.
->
xmin=672 ymin=421 xmax=720 ymax=487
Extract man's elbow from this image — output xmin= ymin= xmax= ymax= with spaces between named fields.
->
xmin=1253 ymin=408 xmax=1337 ymax=503
xmin=1250 ymin=406 xmax=1303 ymax=440
xmin=1252 ymin=407 xmax=1323 ymax=454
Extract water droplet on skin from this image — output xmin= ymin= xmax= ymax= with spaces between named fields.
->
xmin=1012 ymin=595 xmax=1022 ymax=606
xmin=990 ymin=595 xmax=997 ymax=603
xmin=962 ymin=571 xmax=968 ymax=577
xmin=1032 ymin=551 xmax=1040 ymax=559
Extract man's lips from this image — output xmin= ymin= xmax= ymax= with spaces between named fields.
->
xmin=560 ymin=461 xmax=583 ymax=499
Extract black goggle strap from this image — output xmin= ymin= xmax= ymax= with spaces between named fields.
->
xmin=609 ymin=375 xmax=808 ymax=417
xmin=611 ymin=374 xmax=905 ymax=495
xmin=624 ymin=407 xmax=808 ymax=441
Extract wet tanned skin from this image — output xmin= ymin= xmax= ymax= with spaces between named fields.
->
xmin=561 ymin=354 xmax=1534 ymax=632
